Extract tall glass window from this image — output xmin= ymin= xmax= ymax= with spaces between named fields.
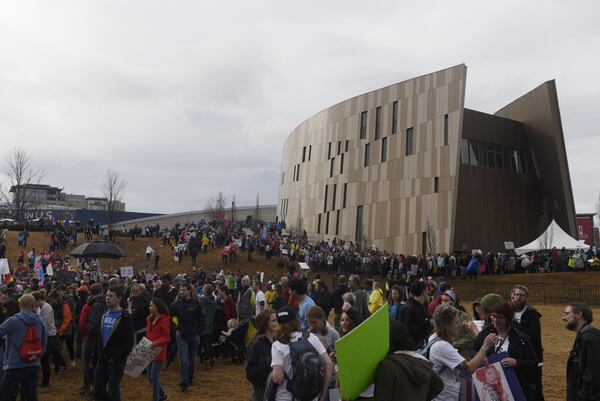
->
xmin=405 ymin=127 xmax=414 ymax=156
xmin=375 ymin=107 xmax=381 ymax=140
xmin=359 ymin=111 xmax=368 ymax=139
xmin=392 ymin=101 xmax=398 ymax=134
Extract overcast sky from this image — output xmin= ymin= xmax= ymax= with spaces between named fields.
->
xmin=0 ymin=1 xmax=598 ymax=215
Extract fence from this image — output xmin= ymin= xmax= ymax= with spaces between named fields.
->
xmin=446 ymin=280 xmax=600 ymax=306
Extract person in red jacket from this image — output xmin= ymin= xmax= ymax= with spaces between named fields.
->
xmin=146 ymin=297 xmax=171 ymax=401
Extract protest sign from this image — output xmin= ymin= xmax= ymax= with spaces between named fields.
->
xmin=335 ymin=304 xmax=389 ymax=400
xmin=472 ymin=352 xmax=525 ymax=401
xmin=124 ymin=337 xmax=161 ymax=378
xmin=120 ymin=266 xmax=134 ymax=278
xmin=0 ymin=259 xmax=10 ymax=275
xmin=298 ymin=262 xmax=310 ymax=270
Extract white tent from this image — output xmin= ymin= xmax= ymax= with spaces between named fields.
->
xmin=515 ymin=219 xmax=590 ymax=254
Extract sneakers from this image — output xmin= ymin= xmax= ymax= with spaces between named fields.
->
xmin=70 ymin=360 xmax=76 ymax=368
xmin=159 ymin=395 xmax=170 ymax=401
xmin=78 ymin=386 xmax=90 ymax=395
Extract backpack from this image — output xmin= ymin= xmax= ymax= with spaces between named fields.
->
xmin=20 ymin=325 xmax=44 ymax=363
xmin=286 ymin=330 xmax=324 ymax=401
xmin=416 ymin=336 xmax=442 ymax=359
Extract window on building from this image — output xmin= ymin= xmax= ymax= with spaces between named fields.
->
xmin=328 ymin=142 xmax=332 ymax=159
xmin=444 ymin=114 xmax=449 ymax=146
xmin=343 ymin=183 xmax=348 ymax=208
xmin=434 ymin=177 xmax=439 ymax=193
xmin=293 ymin=165 xmax=296 ymax=181
xmin=317 ymin=214 xmax=322 ymax=234
xmin=392 ymin=101 xmax=398 ymax=134
xmin=330 ymin=158 xmax=335 ymax=177
xmin=325 ymin=212 xmax=330 ymax=235
xmin=345 ymin=140 xmax=349 ymax=152
xmin=323 ymin=185 xmax=328 ymax=212
xmin=381 ymin=137 xmax=387 ymax=162
xmin=460 ymin=138 xmax=531 ymax=175
xmin=355 ymin=205 xmax=364 ymax=243
xmin=406 ymin=127 xmax=414 ymax=156
xmin=281 ymin=172 xmax=285 ymax=185
xmin=340 ymin=153 xmax=345 ymax=174
xmin=337 ymin=141 xmax=341 ymax=155
xmin=364 ymin=144 xmax=370 ymax=167
xmin=336 ymin=209 xmax=341 ymax=235
xmin=308 ymin=145 xmax=312 ymax=161
xmin=302 ymin=146 xmax=306 ymax=162
xmin=360 ymin=111 xmax=368 ymax=139
xmin=296 ymin=164 xmax=300 ymax=181
xmin=332 ymin=184 xmax=337 ymax=210
xmin=375 ymin=106 xmax=381 ymax=140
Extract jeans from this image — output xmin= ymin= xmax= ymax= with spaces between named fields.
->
xmin=201 ymin=333 xmax=214 ymax=361
xmin=148 ymin=361 xmax=165 ymax=401
xmin=176 ymin=333 xmax=199 ymax=387
xmin=93 ymin=360 xmax=126 ymax=401
xmin=83 ymin=339 xmax=94 ymax=386
xmin=0 ymin=366 xmax=38 ymax=401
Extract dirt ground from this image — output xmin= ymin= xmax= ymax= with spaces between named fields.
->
xmin=2 ymin=231 xmax=598 ymax=400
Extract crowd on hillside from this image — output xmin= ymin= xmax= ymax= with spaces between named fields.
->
xmin=0 ymin=220 xmax=598 ymax=401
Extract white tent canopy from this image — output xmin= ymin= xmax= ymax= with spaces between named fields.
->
xmin=515 ymin=219 xmax=590 ymax=255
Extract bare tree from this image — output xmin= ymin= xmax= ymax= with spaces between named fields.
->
xmin=0 ymin=148 xmax=44 ymax=222
xmin=102 ymin=170 xmax=126 ymax=226
xmin=206 ymin=191 xmax=226 ymax=225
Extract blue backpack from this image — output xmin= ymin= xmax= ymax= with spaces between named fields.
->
xmin=286 ymin=330 xmax=324 ymax=401
xmin=416 ymin=336 xmax=442 ymax=359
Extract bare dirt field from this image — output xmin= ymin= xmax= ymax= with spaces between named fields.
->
xmin=2 ymin=231 xmax=598 ymax=400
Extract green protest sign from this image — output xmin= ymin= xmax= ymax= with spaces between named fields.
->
xmin=335 ymin=303 xmax=389 ymax=400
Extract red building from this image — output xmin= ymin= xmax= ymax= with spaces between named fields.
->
xmin=576 ymin=213 xmax=596 ymax=247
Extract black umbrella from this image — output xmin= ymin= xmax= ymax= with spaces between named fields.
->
xmin=70 ymin=241 xmax=126 ymax=259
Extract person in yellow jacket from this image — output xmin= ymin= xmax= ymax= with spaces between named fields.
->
xmin=368 ymin=281 xmax=384 ymax=314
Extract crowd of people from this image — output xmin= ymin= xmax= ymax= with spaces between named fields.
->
xmin=0 ymin=221 xmax=598 ymax=401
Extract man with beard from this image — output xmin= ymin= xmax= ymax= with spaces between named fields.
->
xmin=512 ymin=285 xmax=544 ymax=401
xmin=564 ymin=303 xmax=600 ymax=401
xmin=237 ymin=276 xmax=253 ymax=321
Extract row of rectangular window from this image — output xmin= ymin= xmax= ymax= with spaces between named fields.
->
xmin=280 ymin=198 xmax=289 ymax=216
xmin=328 ymin=140 xmax=350 ymax=160
xmin=302 ymin=145 xmax=312 ymax=163
xmin=359 ymin=106 xmax=449 ymax=147
xmin=316 ymin=209 xmax=342 ymax=236
xmin=460 ymin=138 xmax=531 ymax=174
xmin=324 ymin=183 xmax=347 ymax=212
xmin=292 ymin=164 xmax=301 ymax=181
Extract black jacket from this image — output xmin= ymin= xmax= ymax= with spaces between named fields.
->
xmin=87 ymin=294 xmax=107 ymax=341
xmin=567 ymin=324 xmax=600 ymax=401
xmin=514 ymin=305 xmax=543 ymax=364
xmin=92 ymin=309 xmax=134 ymax=365
xmin=474 ymin=325 xmax=540 ymax=401
xmin=171 ymin=298 xmax=204 ymax=339
xmin=245 ymin=335 xmax=273 ymax=401
xmin=403 ymin=298 xmax=430 ymax=346
xmin=332 ymin=284 xmax=348 ymax=314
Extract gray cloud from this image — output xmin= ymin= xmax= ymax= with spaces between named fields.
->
xmin=0 ymin=0 xmax=598 ymax=215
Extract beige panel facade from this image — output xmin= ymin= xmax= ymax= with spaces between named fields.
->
xmin=278 ymin=65 xmax=466 ymax=254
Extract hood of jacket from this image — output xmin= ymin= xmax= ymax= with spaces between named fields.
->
xmin=387 ymin=351 xmax=434 ymax=385
xmin=16 ymin=311 xmax=41 ymax=326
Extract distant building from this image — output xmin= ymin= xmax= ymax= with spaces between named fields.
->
xmin=8 ymin=184 xmax=126 ymax=211
xmin=576 ymin=213 xmax=596 ymax=247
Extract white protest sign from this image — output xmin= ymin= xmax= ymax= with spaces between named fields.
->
xmin=298 ymin=262 xmax=310 ymax=271
xmin=145 ymin=273 xmax=154 ymax=282
xmin=0 ymin=259 xmax=10 ymax=275
xmin=120 ymin=266 xmax=134 ymax=278
xmin=124 ymin=337 xmax=161 ymax=378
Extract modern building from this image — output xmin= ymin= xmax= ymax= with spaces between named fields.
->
xmin=278 ymin=64 xmax=577 ymax=254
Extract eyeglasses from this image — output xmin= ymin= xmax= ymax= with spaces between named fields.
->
xmin=512 ymin=293 xmax=527 ymax=297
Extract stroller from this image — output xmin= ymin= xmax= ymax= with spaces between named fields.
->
xmin=213 ymin=319 xmax=249 ymax=363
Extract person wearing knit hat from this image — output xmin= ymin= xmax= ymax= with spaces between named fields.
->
xmin=480 ymin=293 xmax=503 ymax=321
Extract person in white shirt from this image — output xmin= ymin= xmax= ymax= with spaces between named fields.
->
xmin=428 ymin=304 xmax=497 ymax=401
xmin=271 ymin=307 xmax=333 ymax=401
xmin=253 ymin=280 xmax=266 ymax=317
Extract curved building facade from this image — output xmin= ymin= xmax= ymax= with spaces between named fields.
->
xmin=278 ymin=65 xmax=576 ymax=254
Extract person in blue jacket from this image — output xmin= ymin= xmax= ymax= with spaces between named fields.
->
xmin=0 ymin=293 xmax=47 ymax=401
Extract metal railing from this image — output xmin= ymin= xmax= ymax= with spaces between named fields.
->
xmin=446 ymin=280 xmax=600 ymax=306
